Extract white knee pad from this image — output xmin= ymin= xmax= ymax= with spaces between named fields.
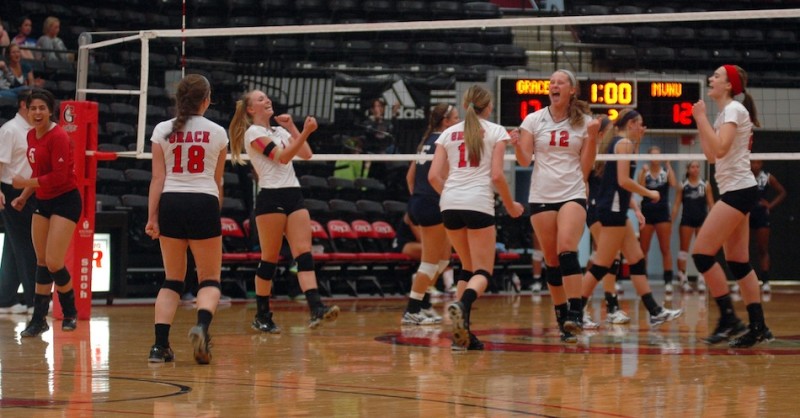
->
xmin=678 ymin=251 xmax=689 ymax=262
xmin=417 ymin=262 xmax=438 ymax=279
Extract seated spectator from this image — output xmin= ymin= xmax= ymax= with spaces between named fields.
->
xmin=392 ymin=213 xmax=421 ymax=260
xmin=35 ymin=16 xmax=69 ymax=61
xmin=12 ymin=16 xmax=36 ymax=60
xmin=0 ymin=17 xmax=10 ymax=50
xmin=2 ymin=44 xmax=37 ymax=91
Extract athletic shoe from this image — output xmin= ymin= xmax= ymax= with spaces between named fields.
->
xmin=681 ymin=280 xmax=693 ymax=293
xmin=729 ymin=281 xmax=739 ymax=293
xmin=0 ymin=303 xmax=28 ymax=314
xmin=649 ymin=307 xmax=683 ymax=327
xmin=729 ymin=324 xmax=775 ymax=348
xmin=20 ymin=319 xmax=50 ymax=337
xmin=62 ymin=317 xmax=77 ymax=332
xmin=188 ymin=325 xmax=212 ymax=365
xmin=309 ymin=305 xmax=340 ymax=329
xmin=148 ymin=345 xmax=175 ymax=363
xmin=562 ymin=311 xmax=583 ymax=334
xmin=531 ymin=281 xmax=543 ymax=294
xmin=558 ymin=322 xmax=577 ymax=344
xmin=703 ymin=318 xmax=747 ymax=345
xmin=762 ymin=283 xmax=771 ymax=294
xmin=447 ymin=301 xmax=470 ymax=350
xmin=606 ymin=309 xmax=630 ymax=324
xmin=420 ymin=307 xmax=443 ymax=324
xmin=665 ymin=283 xmax=674 ymax=294
xmin=615 ymin=283 xmax=623 ymax=294
xmin=252 ymin=312 xmax=281 ymax=334
xmin=582 ymin=311 xmax=600 ymax=330
xmin=697 ymin=275 xmax=707 ymax=293
xmin=401 ymin=311 xmax=436 ymax=326
xmin=451 ymin=332 xmax=484 ymax=351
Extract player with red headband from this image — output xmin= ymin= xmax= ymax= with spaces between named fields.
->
xmin=691 ymin=65 xmax=773 ymax=348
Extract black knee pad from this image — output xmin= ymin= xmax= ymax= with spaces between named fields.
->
xmin=692 ymin=253 xmax=716 ymax=274
xmin=545 ymin=265 xmax=563 ymax=287
xmin=35 ymin=265 xmax=53 ymax=285
xmin=457 ymin=269 xmax=473 ymax=283
xmin=558 ymin=251 xmax=582 ymax=276
xmin=589 ymin=264 xmax=610 ymax=282
xmin=161 ymin=279 xmax=184 ymax=295
xmin=295 ymin=252 xmax=314 ymax=272
xmin=52 ymin=267 xmax=71 ymax=287
xmin=728 ymin=261 xmax=753 ymax=280
xmin=610 ymin=258 xmax=621 ymax=275
xmin=257 ymin=261 xmax=278 ymax=280
xmin=629 ymin=258 xmax=646 ymax=275
xmin=473 ymin=269 xmax=492 ymax=281
xmin=198 ymin=280 xmax=221 ymax=290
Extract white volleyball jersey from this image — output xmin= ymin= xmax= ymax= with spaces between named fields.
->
xmin=435 ymin=119 xmax=510 ymax=215
xmin=520 ymin=108 xmax=591 ymax=203
xmin=713 ymin=100 xmax=756 ymax=194
xmin=245 ymin=125 xmax=300 ymax=189
xmin=0 ymin=113 xmax=32 ymax=183
xmin=151 ymin=116 xmax=229 ymax=197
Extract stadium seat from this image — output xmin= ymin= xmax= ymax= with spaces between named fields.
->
xmin=431 ymin=1 xmax=463 ymax=20
xmin=124 ymin=169 xmax=153 ymax=195
xmin=382 ymin=200 xmax=408 ymax=226
xmin=97 ymin=168 xmax=127 ymax=195
xmin=327 ymin=177 xmax=358 ymax=201
xmin=396 ymin=1 xmax=429 ymax=21
xmin=329 ymin=199 xmax=361 ymax=222
xmin=453 ymin=42 xmax=490 ymax=66
xmin=464 ymin=2 xmax=502 ymax=19
xmin=355 ymin=199 xmax=386 ymax=222
xmin=353 ymin=177 xmax=387 ymax=202
xmin=304 ymin=198 xmax=332 ymax=223
xmin=300 ymin=175 xmax=334 ymax=200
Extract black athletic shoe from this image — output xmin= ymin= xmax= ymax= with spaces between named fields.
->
xmin=729 ymin=324 xmax=775 ymax=348
xmin=188 ymin=325 xmax=212 ymax=365
xmin=451 ymin=332 xmax=484 ymax=352
xmin=252 ymin=312 xmax=281 ymax=334
xmin=148 ymin=345 xmax=175 ymax=363
xmin=309 ymin=305 xmax=340 ymax=329
xmin=558 ymin=321 xmax=577 ymax=344
xmin=21 ymin=319 xmax=50 ymax=337
xmin=562 ymin=310 xmax=583 ymax=335
xmin=703 ymin=318 xmax=747 ymax=345
xmin=62 ymin=317 xmax=77 ymax=332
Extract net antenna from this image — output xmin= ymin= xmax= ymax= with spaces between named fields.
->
xmin=74 ymin=8 xmax=800 ymax=162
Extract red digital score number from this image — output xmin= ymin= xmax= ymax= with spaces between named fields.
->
xmin=520 ymin=99 xmax=543 ymax=122
xmin=672 ymin=102 xmax=692 ymax=126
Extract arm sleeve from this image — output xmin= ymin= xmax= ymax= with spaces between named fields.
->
xmin=37 ymin=133 xmax=72 ymax=190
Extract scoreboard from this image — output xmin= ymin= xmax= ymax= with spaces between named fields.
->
xmin=498 ymin=75 xmax=704 ymax=132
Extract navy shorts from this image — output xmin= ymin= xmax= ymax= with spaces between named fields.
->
xmin=441 ymin=209 xmax=495 ymax=230
xmin=680 ymin=214 xmax=706 ymax=228
xmin=529 ymin=199 xmax=587 ymax=215
xmin=749 ymin=206 xmax=769 ymax=229
xmin=255 ymin=187 xmax=305 ymax=216
xmin=35 ymin=189 xmax=82 ymax=223
xmin=586 ymin=205 xmax=598 ymax=228
xmin=720 ymin=186 xmax=758 ymax=215
xmin=642 ymin=205 xmax=671 ymax=225
xmin=159 ymin=192 xmax=221 ymax=240
xmin=598 ymin=208 xmax=628 ymax=227
xmin=408 ymin=194 xmax=443 ymax=227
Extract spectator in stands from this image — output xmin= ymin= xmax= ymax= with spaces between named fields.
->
xmin=578 ymin=109 xmax=682 ymax=334
xmin=0 ymin=90 xmax=35 ymax=315
xmin=400 ymin=103 xmax=459 ymax=326
xmin=512 ymin=69 xmax=601 ymax=342
xmin=360 ymin=97 xmax=399 ymax=154
xmin=671 ymin=160 xmax=714 ymax=292
xmin=0 ymin=44 xmax=36 ymax=96
xmin=145 ymin=74 xmax=228 ymax=364
xmin=749 ymin=159 xmax=786 ymax=294
xmin=35 ymin=17 xmax=69 ymax=62
xmin=691 ymin=64 xmax=772 ymax=348
xmin=11 ymin=88 xmax=80 ymax=337
xmin=0 ymin=17 xmax=10 ymax=50
xmin=429 ymin=84 xmax=524 ymax=351
xmin=637 ymin=146 xmax=677 ymax=293
xmin=229 ymin=89 xmax=339 ymax=334
xmin=12 ymin=16 xmax=36 ymax=60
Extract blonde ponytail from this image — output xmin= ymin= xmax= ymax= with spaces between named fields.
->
xmin=228 ymin=97 xmax=252 ymax=165
xmin=462 ymin=85 xmax=492 ymax=166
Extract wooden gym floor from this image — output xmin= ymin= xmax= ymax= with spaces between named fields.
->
xmin=1 ymin=283 xmax=799 ymax=417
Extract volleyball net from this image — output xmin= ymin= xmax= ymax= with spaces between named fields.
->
xmin=74 ymin=7 xmax=800 ymax=166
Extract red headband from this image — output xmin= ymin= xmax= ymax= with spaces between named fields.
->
xmin=723 ymin=65 xmax=743 ymax=96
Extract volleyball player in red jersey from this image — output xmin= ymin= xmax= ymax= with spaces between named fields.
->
xmin=12 ymin=88 xmax=81 ymax=337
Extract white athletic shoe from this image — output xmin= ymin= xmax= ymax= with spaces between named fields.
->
xmin=0 ymin=304 xmax=28 ymax=314
xmin=583 ymin=311 xmax=600 ymax=330
xmin=697 ymin=275 xmax=707 ymax=293
xmin=606 ymin=309 xmax=630 ymax=324
xmin=420 ymin=307 xmax=443 ymax=324
xmin=761 ymin=282 xmax=771 ymax=294
xmin=401 ymin=311 xmax=436 ymax=326
xmin=665 ymin=283 xmax=674 ymax=294
xmin=649 ymin=307 xmax=683 ymax=327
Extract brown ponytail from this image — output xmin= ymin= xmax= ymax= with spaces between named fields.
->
xmin=167 ymin=74 xmax=211 ymax=140
xmin=419 ymin=103 xmax=453 ymax=152
xmin=462 ymin=85 xmax=492 ymax=166
xmin=732 ymin=65 xmax=760 ymax=128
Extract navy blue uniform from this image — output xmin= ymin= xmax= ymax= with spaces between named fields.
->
xmin=597 ymin=137 xmax=635 ymax=227
xmin=586 ymin=171 xmax=601 ymax=227
xmin=679 ymin=179 xmax=709 ymax=228
xmin=750 ymin=170 xmax=770 ymax=229
xmin=408 ymin=133 xmax=443 ymax=227
xmin=641 ymin=169 xmax=671 ymax=224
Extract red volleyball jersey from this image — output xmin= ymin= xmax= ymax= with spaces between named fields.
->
xmin=27 ymin=125 xmax=78 ymax=200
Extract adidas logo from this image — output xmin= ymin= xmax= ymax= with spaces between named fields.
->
xmin=382 ymin=80 xmax=424 ymax=120
xmin=58 ymin=157 xmax=64 ymax=163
